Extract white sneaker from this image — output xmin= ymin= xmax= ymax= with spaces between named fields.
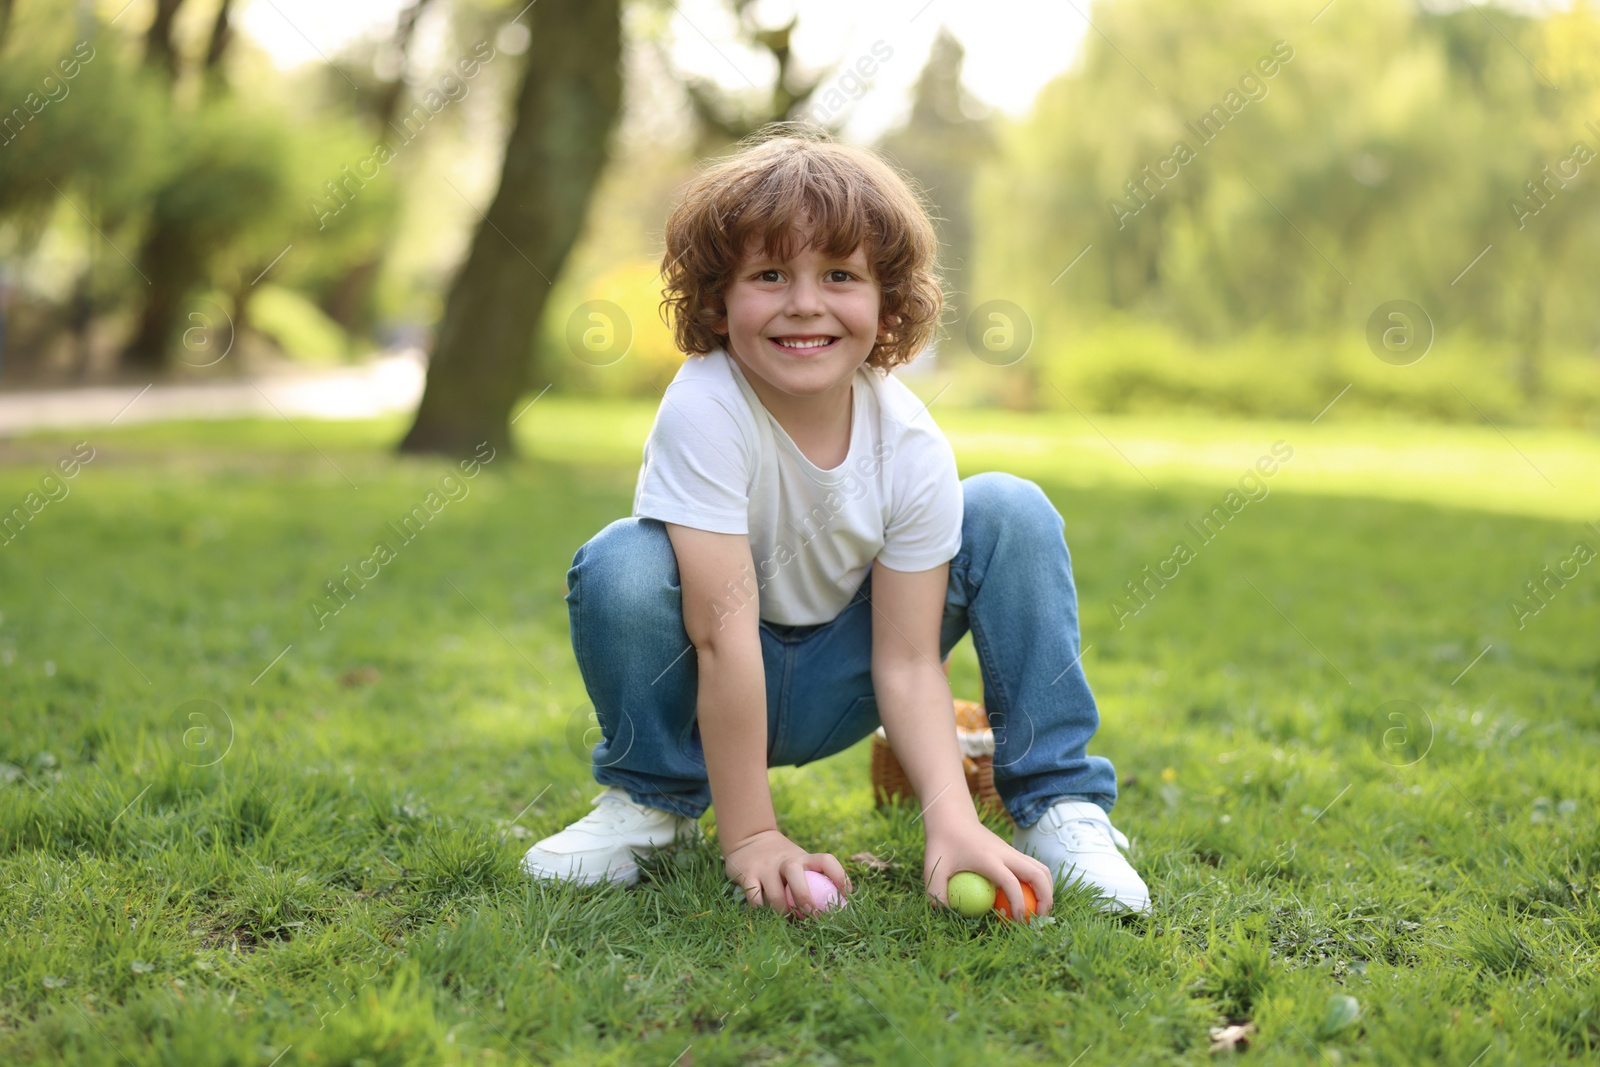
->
xmin=521 ymin=786 xmax=703 ymax=887
xmin=1013 ymin=799 xmax=1151 ymax=914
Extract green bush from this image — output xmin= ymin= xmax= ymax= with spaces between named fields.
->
xmin=250 ymin=285 xmax=350 ymax=364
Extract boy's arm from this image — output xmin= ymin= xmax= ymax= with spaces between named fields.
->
xmin=872 ymin=557 xmax=1052 ymax=916
xmin=664 ymin=522 xmax=778 ymax=852
xmin=869 ymin=559 xmax=979 ymax=835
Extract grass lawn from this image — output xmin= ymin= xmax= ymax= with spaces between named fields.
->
xmin=1 ymin=399 xmax=1597 ymax=1065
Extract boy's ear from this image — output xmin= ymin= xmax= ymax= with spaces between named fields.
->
xmin=705 ymin=291 xmax=728 ymax=335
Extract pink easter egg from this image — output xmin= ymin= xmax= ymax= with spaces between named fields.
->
xmin=782 ymin=870 xmax=846 ymax=915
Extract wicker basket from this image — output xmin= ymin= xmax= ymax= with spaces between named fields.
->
xmin=869 ymin=660 xmax=1012 ymax=824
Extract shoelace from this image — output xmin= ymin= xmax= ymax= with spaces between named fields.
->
xmin=578 ymin=790 xmax=698 ymax=839
xmin=573 ymin=791 xmax=653 ymax=834
xmin=1051 ymin=811 xmax=1131 ymax=853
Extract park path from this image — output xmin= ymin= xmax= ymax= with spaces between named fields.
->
xmin=0 ymin=351 xmax=425 ymax=438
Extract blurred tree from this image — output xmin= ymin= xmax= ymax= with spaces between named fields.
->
xmin=122 ymin=0 xmax=220 ymax=370
xmin=123 ymin=0 xmax=195 ymax=371
xmin=202 ymin=0 xmax=234 ymax=94
xmin=642 ymin=0 xmax=830 ymax=154
xmin=399 ymin=0 xmax=624 ymax=457
xmin=876 ymin=28 xmax=996 ymax=385
xmin=0 ymin=9 xmax=152 ymax=222
xmin=322 ymin=0 xmax=438 ymax=337
xmin=117 ymin=0 xmax=399 ymax=373
xmin=371 ymin=0 xmax=440 ymax=129
xmin=121 ymin=106 xmax=296 ymax=372
xmin=0 ymin=0 xmax=405 ymax=379
xmin=211 ymin=112 xmax=401 ymax=366
xmin=1500 ymin=0 xmax=1600 ymax=400
xmin=970 ymin=0 xmax=1600 ymax=419
xmin=199 ymin=0 xmax=255 ymax=348
xmin=143 ymin=0 xmax=188 ymax=82
xmin=0 ymin=3 xmax=162 ymax=378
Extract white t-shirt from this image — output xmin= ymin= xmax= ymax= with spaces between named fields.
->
xmin=631 ymin=347 xmax=964 ymax=626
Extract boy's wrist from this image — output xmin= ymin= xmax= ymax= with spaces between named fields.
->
xmin=921 ymin=800 xmax=982 ymax=839
xmin=718 ymin=823 xmax=783 ymax=858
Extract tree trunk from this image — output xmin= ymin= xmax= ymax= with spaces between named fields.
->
xmin=203 ymin=0 xmax=235 ymax=95
xmin=227 ymin=270 xmax=254 ymax=373
xmin=398 ymin=0 xmax=623 ymax=458
xmin=117 ymin=0 xmax=207 ymax=373
xmin=324 ymin=258 xmax=381 ymax=333
xmin=119 ymin=0 xmax=236 ymax=374
xmin=144 ymin=0 xmax=188 ymax=81
xmin=372 ymin=0 xmax=437 ymax=130
xmin=122 ymin=222 xmax=203 ymax=371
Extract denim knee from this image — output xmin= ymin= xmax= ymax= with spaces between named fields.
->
xmin=568 ymin=517 xmax=680 ymax=627
xmin=962 ymin=471 xmax=1064 ymax=542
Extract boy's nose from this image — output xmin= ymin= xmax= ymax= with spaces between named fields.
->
xmin=784 ymin=277 xmax=825 ymax=317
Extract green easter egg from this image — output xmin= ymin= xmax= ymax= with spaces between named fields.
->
xmin=947 ymin=871 xmax=997 ymax=917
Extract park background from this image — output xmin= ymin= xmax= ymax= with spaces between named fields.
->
xmin=2 ymin=0 xmax=1599 ymax=1064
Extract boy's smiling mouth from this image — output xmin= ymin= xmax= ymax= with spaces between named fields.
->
xmin=769 ymin=335 xmax=840 ymax=354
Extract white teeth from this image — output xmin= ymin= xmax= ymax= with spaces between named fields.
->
xmin=774 ymin=337 xmax=835 ymax=349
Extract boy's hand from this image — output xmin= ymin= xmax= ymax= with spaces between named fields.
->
xmin=924 ymin=815 xmax=1054 ymax=918
xmin=723 ymin=828 xmax=852 ymax=917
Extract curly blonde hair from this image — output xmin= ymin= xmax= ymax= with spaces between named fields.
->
xmin=659 ymin=121 xmax=947 ymax=373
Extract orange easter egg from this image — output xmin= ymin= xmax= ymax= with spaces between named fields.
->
xmin=993 ymin=883 xmax=1038 ymax=923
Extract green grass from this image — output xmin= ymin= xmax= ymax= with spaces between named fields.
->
xmin=1 ymin=400 xmax=1597 ymax=1065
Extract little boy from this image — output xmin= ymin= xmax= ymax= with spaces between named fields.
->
xmin=522 ymin=123 xmax=1150 ymax=917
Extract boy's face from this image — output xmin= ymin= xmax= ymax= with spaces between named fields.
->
xmin=712 ymin=227 xmax=886 ymax=402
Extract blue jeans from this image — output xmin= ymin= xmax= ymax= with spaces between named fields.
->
xmin=565 ymin=471 xmax=1118 ymax=829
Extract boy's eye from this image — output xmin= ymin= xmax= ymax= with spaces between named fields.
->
xmin=752 ymin=269 xmax=858 ymax=282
